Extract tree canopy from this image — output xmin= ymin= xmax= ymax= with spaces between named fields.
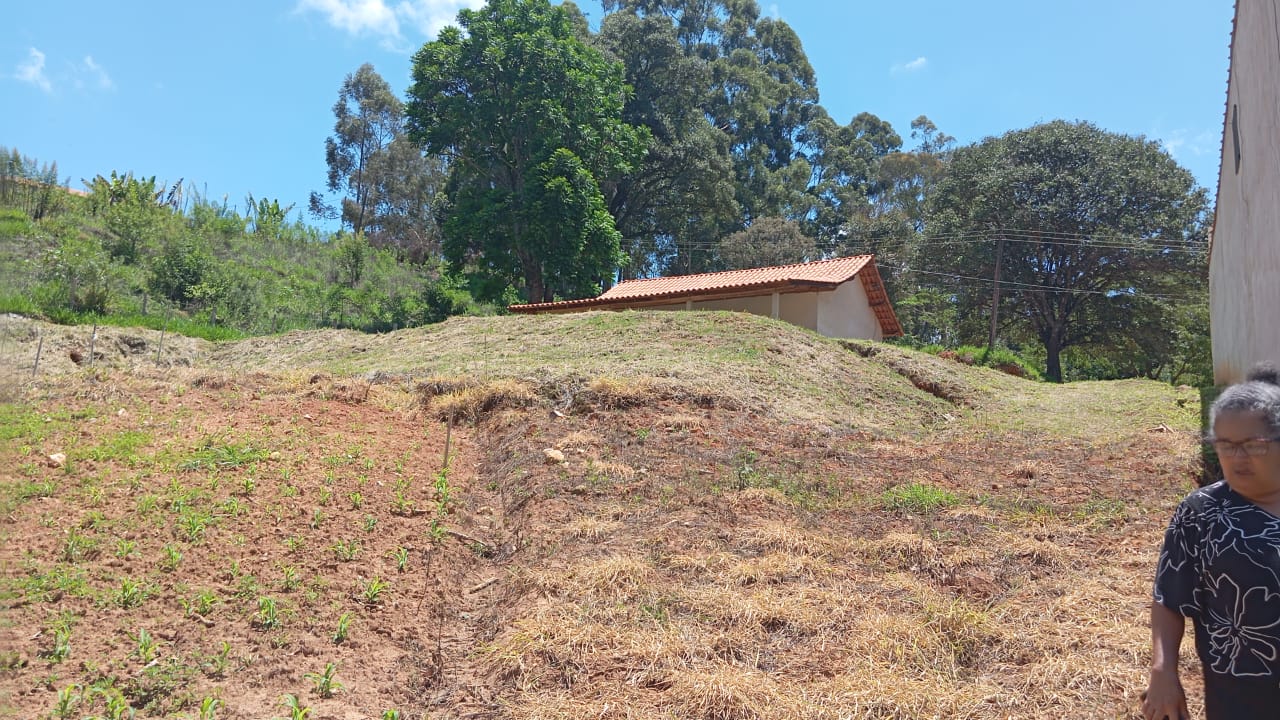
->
xmin=924 ymin=120 xmax=1209 ymax=382
xmin=311 ymin=63 xmax=444 ymax=262
xmin=406 ymin=0 xmax=648 ymax=303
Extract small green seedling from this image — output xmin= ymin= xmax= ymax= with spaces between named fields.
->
xmin=114 ymin=539 xmax=137 ymax=559
xmin=114 ymin=579 xmax=146 ymax=609
xmin=332 ymin=612 xmax=353 ymax=644
xmin=52 ymin=684 xmax=80 ymax=718
xmin=360 ymin=577 xmax=388 ymax=605
xmin=332 ymin=539 xmax=360 ymax=562
xmin=303 ymin=662 xmax=343 ymax=698
xmin=129 ymin=628 xmax=157 ymax=662
xmin=184 ymin=589 xmax=218 ymax=617
xmin=254 ymin=596 xmax=281 ymax=630
xmin=280 ymin=693 xmax=311 ymax=720
xmin=44 ymin=621 xmax=71 ymax=663
xmin=160 ymin=543 xmax=182 ymax=572
xmin=279 ymin=565 xmax=300 ymax=592
xmin=197 ymin=696 xmax=221 ymax=720
xmin=391 ymin=547 xmax=409 ymax=573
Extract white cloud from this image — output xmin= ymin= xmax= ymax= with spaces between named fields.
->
xmin=297 ymin=0 xmax=401 ymax=37
xmin=1160 ymin=127 xmax=1218 ymax=159
xmin=890 ymin=56 xmax=928 ymax=76
xmin=15 ymin=47 xmax=52 ymax=93
xmin=297 ymin=0 xmax=481 ymax=44
xmin=396 ymin=0 xmax=484 ymax=38
xmin=767 ymin=3 xmax=781 ymax=19
xmin=82 ymin=55 xmax=113 ymax=90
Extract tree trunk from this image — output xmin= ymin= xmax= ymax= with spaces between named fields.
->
xmin=1044 ymin=333 xmax=1064 ymax=383
xmin=520 ymin=251 xmax=545 ymax=304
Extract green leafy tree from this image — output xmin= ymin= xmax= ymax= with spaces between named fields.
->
xmin=406 ymin=0 xmax=648 ymax=302
xmin=600 ymin=0 xmax=829 ymax=274
xmin=246 ymin=194 xmax=296 ymax=241
xmin=0 ymin=146 xmax=67 ymax=220
xmin=148 ymin=233 xmax=217 ymax=304
xmin=802 ymin=110 xmax=902 ymax=246
xmin=312 ymin=64 xmax=401 ymax=237
xmin=595 ymin=10 xmax=738 ymax=278
xmin=85 ymin=172 xmax=170 ymax=263
xmin=311 ymin=64 xmax=445 ymax=262
xmin=364 ymin=136 xmax=447 ymax=263
xmin=332 ymin=232 xmax=369 ymax=289
xmin=925 ymin=120 xmax=1210 ymax=382
xmin=38 ymin=232 xmax=116 ymax=315
xmin=717 ymin=217 xmax=816 ymax=270
xmin=840 ymin=115 xmax=954 ymax=330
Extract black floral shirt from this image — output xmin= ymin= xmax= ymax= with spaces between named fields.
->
xmin=1155 ymin=481 xmax=1280 ymax=680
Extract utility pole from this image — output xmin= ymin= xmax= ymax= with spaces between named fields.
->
xmin=987 ymin=232 xmax=1005 ymax=353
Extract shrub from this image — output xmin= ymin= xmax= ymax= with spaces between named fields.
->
xmin=927 ymin=344 xmax=1042 ymax=381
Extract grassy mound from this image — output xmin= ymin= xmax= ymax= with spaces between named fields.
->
xmin=0 ymin=312 xmax=1205 ymax=719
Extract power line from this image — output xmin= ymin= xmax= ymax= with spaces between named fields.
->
xmin=632 ymin=239 xmax=1208 ymax=255
xmin=624 ymin=228 xmax=1207 ymax=250
xmin=876 ymin=263 xmax=1206 ymax=302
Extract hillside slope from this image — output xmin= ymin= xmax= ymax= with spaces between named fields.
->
xmin=0 ymin=311 xmax=1203 ymax=719
xmin=206 ymin=310 xmax=1195 ymax=440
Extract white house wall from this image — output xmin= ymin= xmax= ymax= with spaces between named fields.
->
xmin=779 ymin=292 xmax=818 ymax=331
xmin=595 ymin=282 xmax=883 ymax=339
xmin=817 ymin=279 xmax=883 ymax=340
xmin=691 ymin=295 xmax=775 ymax=317
xmin=1211 ymin=0 xmax=1280 ymax=384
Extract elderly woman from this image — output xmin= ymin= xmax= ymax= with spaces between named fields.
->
xmin=1144 ymin=365 xmax=1280 ymax=720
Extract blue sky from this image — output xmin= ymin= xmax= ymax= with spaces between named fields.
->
xmin=2 ymin=1 xmax=1233 ymax=225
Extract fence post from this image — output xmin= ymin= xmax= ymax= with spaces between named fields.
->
xmin=155 ymin=313 xmax=170 ymax=365
xmin=32 ymin=330 xmax=43 ymax=377
xmin=443 ymin=412 xmax=453 ymax=471
xmin=88 ymin=322 xmax=98 ymax=368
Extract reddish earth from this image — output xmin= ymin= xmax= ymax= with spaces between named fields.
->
xmin=0 ymin=368 xmax=1203 ymax=719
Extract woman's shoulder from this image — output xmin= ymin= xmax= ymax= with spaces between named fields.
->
xmin=1175 ymin=481 xmax=1235 ymax=513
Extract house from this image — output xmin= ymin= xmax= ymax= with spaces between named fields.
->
xmin=1209 ymin=0 xmax=1280 ymax=384
xmin=509 ymin=255 xmax=903 ymax=340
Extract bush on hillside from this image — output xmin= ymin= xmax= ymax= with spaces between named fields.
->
xmin=921 ymin=344 xmax=1043 ymax=381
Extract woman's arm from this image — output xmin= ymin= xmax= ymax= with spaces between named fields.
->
xmin=1142 ymin=601 xmax=1190 ymax=720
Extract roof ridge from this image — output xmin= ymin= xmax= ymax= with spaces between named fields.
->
xmin=612 ymin=254 xmax=873 ymax=287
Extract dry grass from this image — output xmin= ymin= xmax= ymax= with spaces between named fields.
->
xmin=556 ymin=430 xmax=603 ymax=451
xmin=535 ymin=556 xmax=658 ymax=601
xmin=0 ymin=311 xmax=1208 ymax=720
xmin=586 ymin=376 xmax=659 ymax=409
xmin=736 ymin=521 xmax=843 ymax=557
xmin=716 ymin=553 xmax=836 ymax=586
xmin=422 ymin=378 xmax=538 ymax=421
xmin=587 ymin=460 xmax=636 ymax=482
xmin=207 ymin=311 xmax=966 ymax=433
xmin=563 ymin=516 xmax=625 ymax=541
xmin=657 ymin=413 xmax=706 ymax=431
xmin=485 ymin=455 xmax=1196 ymax=720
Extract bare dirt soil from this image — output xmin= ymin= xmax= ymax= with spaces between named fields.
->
xmin=0 ymin=314 xmax=1205 ymax=719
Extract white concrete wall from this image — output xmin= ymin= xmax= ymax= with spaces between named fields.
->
xmin=816 ymin=279 xmax=883 ymax=340
xmin=691 ymin=295 xmax=774 ymax=317
xmin=1211 ymin=0 xmax=1280 ymax=384
xmin=779 ymin=292 xmax=818 ymax=331
xmin=596 ymin=284 xmax=881 ymax=339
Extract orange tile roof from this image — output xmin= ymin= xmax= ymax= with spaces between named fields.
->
xmin=509 ymin=255 xmax=903 ymax=336
xmin=598 ymin=255 xmax=872 ymax=300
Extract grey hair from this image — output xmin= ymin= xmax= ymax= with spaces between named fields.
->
xmin=1209 ymin=363 xmax=1280 ymax=440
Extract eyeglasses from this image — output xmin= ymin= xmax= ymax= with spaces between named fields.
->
xmin=1210 ymin=437 xmax=1280 ymax=458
